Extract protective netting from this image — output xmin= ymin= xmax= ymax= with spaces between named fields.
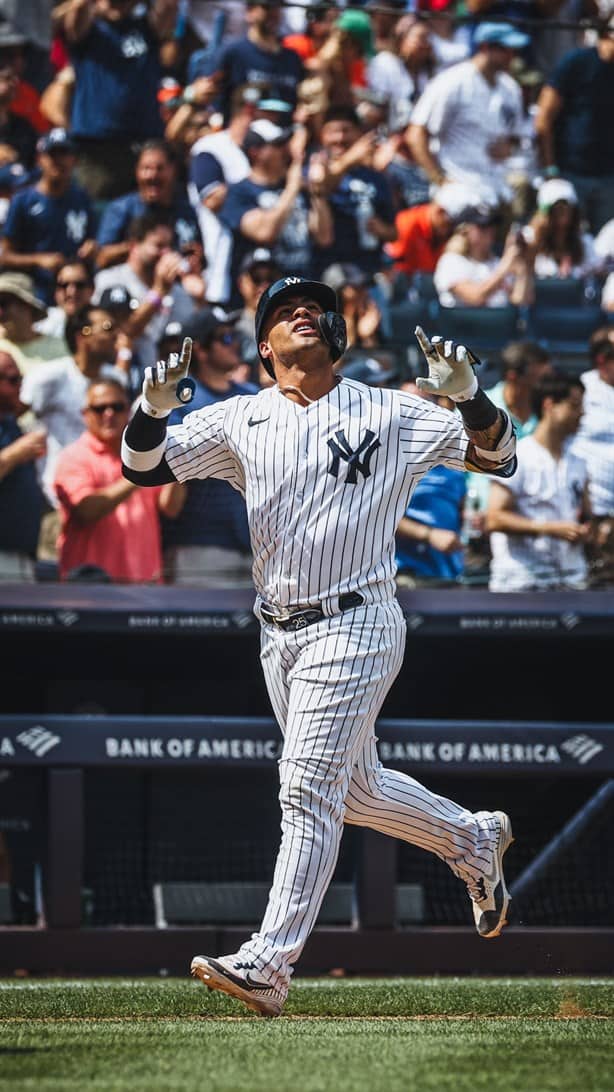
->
xmin=78 ymin=769 xmax=614 ymax=928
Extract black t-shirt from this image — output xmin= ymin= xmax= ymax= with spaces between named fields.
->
xmin=549 ymin=47 xmax=614 ymax=176
xmin=0 ymin=114 xmax=37 ymax=169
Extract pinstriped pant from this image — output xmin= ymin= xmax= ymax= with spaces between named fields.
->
xmin=239 ymin=600 xmax=497 ymax=994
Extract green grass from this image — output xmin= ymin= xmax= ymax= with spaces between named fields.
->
xmin=1 ymin=978 xmax=613 ymax=1092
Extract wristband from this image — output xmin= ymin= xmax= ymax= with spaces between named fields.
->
xmin=146 ymin=289 xmax=163 ymax=310
xmin=455 ymin=387 xmax=498 ymax=431
xmin=117 ymin=347 xmax=133 ymax=362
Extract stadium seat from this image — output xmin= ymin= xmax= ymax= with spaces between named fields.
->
xmin=153 ymin=882 xmax=354 ymax=927
xmin=411 ymin=272 xmax=439 ymax=307
xmin=527 ymin=305 xmax=604 ymax=370
xmin=0 ymin=883 xmax=11 ymax=923
xmin=534 ymin=278 xmax=587 ymax=309
xmin=429 ymin=305 xmax=520 ymax=355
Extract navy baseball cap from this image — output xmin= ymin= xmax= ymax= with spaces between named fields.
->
xmin=37 ymin=127 xmax=77 ymax=155
xmin=255 ymin=276 xmax=338 ymax=362
xmin=473 ymin=22 xmax=530 ymax=49
xmin=98 ymin=285 xmax=138 ymax=311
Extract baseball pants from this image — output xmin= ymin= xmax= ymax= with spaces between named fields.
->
xmin=237 ymin=599 xmax=498 ymax=993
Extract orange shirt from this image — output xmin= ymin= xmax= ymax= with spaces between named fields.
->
xmin=386 ymin=203 xmax=444 ymax=276
xmin=11 ymin=81 xmax=49 ymax=135
xmin=54 ymin=431 xmax=163 ymax=583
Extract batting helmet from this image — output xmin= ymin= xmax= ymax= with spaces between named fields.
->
xmin=255 ymin=276 xmax=346 ymax=377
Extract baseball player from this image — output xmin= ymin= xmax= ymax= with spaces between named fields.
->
xmin=122 ymin=276 xmax=517 ymax=1017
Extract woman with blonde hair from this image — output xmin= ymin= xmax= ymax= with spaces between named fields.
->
xmin=434 ymin=205 xmax=534 ymax=307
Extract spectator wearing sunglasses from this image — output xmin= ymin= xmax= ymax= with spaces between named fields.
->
xmin=19 ymin=303 xmax=128 ymax=513
xmin=0 ymin=349 xmax=45 ymax=581
xmin=35 ymin=258 xmax=94 ymax=344
xmin=54 ymin=378 xmax=183 ymax=582
xmin=162 ymin=309 xmax=257 ymax=587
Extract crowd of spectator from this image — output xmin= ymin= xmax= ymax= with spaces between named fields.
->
xmin=0 ymin=0 xmax=613 ymax=592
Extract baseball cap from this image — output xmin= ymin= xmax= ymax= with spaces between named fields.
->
xmin=433 ymin=182 xmax=481 ymax=221
xmin=239 ymin=247 xmax=278 ymax=275
xmin=336 ymin=10 xmax=375 ymax=58
xmin=243 ymin=119 xmax=293 ymax=151
xmin=183 ymin=310 xmax=235 ymax=347
xmin=37 ymin=127 xmax=77 ymax=155
xmin=0 ymin=272 xmax=46 ymax=315
xmin=473 ymin=22 xmax=530 ymax=50
xmin=257 ymin=98 xmax=294 ymax=115
xmin=340 ymin=354 xmax=398 ymax=386
xmin=456 ymin=201 xmax=502 ymax=227
xmin=98 ymin=285 xmax=138 ymax=312
xmin=537 ymin=178 xmax=578 ymax=212
xmin=255 ymin=276 xmax=338 ymax=361
xmin=322 ymin=263 xmax=370 ymax=292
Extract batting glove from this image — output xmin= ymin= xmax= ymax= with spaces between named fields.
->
xmin=414 ymin=326 xmax=479 ymax=402
xmin=141 ymin=337 xmax=194 ymax=418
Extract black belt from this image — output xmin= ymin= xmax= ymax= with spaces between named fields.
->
xmin=260 ymin=592 xmax=364 ymax=631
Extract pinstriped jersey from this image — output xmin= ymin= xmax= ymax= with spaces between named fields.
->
xmin=165 ymin=378 xmax=469 ymax=609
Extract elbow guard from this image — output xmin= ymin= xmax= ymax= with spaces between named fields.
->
xmin=472 ymin=411 xmax=517 ymax=478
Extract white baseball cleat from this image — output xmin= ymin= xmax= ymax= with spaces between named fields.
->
xmin=467 ymin=811 xmax=514 ymax=938
xmin=191 ymin=954 xmax=285 ymax=1017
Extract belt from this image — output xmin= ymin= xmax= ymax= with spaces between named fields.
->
xmin=260 ymin=592 xmax=364 ymax=631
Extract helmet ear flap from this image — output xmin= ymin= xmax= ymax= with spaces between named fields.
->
xmin=316 ymin=311 xmax=347 ymax=362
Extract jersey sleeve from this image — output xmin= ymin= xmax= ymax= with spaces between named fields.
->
xmin=96 ymin=197 xmax=129 ymax=245
xmin=219 ymin=183 xmax=256 ymax=233
xmin=190 ymin=151 xmax=226 ymax=200
xmin=164 ymin=401 xmax=245 ymax=491
xmin=398 ymin=393 xmax=469 ymax=472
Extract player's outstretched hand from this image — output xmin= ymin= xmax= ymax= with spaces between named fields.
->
xmin=141 ymin=337 xmax=194 ymax=418
xmin=414 ymin=326 xmax=479 ymax=402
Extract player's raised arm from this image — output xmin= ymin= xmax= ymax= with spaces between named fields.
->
xmin=414 ymin=326 xmax=517 ymax=478
xmin=121 ymin=338 xmax=195 ymax=486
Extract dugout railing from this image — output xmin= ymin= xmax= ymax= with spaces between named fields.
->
xmin=0 ymin=715 xmax=613 ymax=976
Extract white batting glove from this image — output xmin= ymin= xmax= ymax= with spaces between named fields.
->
xmin=140 ymin=337 xmax=194 ymax=418
xmin=414 ymin=326 xmax=479 ymax=402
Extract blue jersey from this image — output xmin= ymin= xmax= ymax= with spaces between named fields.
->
xmin=395 ymin=465 xmax=466 ymax=582
xmin=221 ymin=177 xmax=312 ymax=306
xmin=164 ymin=379 xmax=257 ymax=552
xmin=3 ymin=182 xmax=96 ymax=302
xmin=200 ymin=36 xmax=304 ymax=120
xmin=70 ymin=14 xmax=163 ymax=141
xmin=97 ymin=191 xmax=200 ymax=249
xmin=312 ymin=165 xmax=395 ymax=277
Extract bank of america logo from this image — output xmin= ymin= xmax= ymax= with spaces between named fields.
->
xmin=17 ymin=726 xmax=61 ymax=757
xmin=561 ymin=734 xmax=603 ymax=765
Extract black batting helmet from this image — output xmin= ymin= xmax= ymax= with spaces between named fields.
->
xmin=255 ymin=276 xmax=344 ymax=377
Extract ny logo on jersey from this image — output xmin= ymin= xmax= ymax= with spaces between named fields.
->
xmin=66 ymin=210 xmax=87 ymax=243
xmin=327 ymin=428 xmax=381 ymax=484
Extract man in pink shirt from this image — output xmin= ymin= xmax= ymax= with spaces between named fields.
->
xmin=54 ymin=377 xmax=183 ymax=581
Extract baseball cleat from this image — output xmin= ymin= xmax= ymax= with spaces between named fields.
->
xmin=191 ymin=954 xmax=285 ymax=1017
xmin=468 ymin=811 xmax=514 ymax=938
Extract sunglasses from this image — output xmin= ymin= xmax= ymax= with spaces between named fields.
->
xmin=214 ymin=331 xmax=238 ymax=345
xmin=0 ymin=373 xmax=20 ymax=384
xmin=87 ymin=402 xmax=129 ymax=415
xmin=82 ymin=320 xmax=117 ymax=334
xmin=57 ymin=279 xmax=90 ymax=290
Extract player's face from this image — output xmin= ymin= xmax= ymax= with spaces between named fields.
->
xmin=261 ymin=295 xmax=328 ymax=368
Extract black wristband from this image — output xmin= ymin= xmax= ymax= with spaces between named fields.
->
xmin=124 ymin=405 xmax=168 ymax=451
xmin=455 ymin=388 xmax=498 ymax=432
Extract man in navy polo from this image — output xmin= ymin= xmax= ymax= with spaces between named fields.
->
xmin=97 ymin=140 xmax=200 ymax=270
xmin=0 ymin=128 xmax=97 ymax=305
